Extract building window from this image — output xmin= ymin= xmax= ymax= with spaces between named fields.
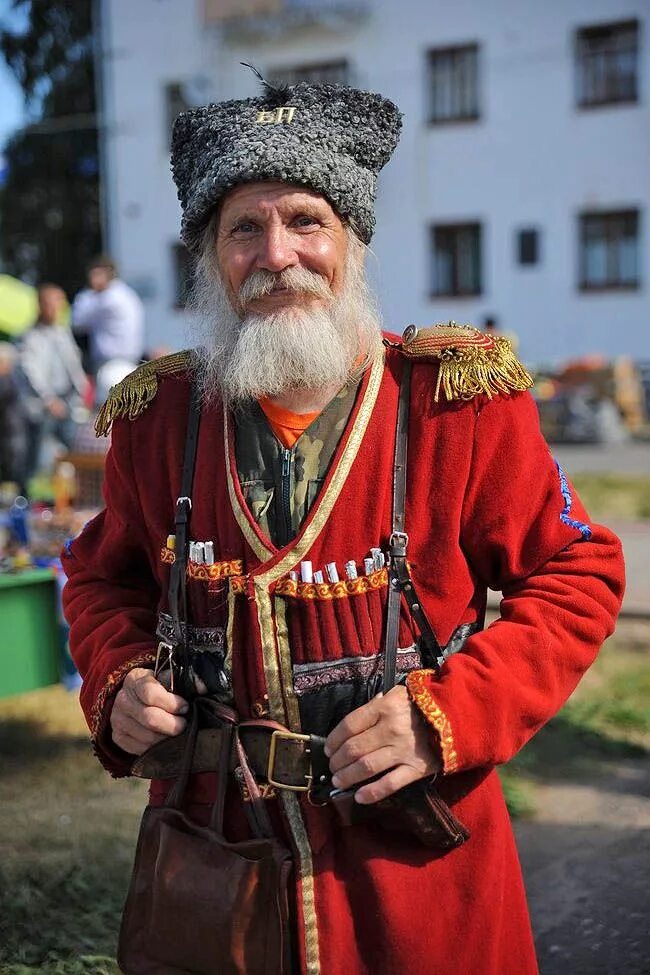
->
xmin=267 ymin=60 xmax=350 ymax=87
xmin=517 ymin=228 xmax=540 ymax=266
xmin=165 ymin=82 xmax=191 ymax=147
xmin=575 ymin=20 xmax=639 ymax=107
xmin=427 ymin=44 xmax=479 ymax=123
xmin=431 ymin=223 xmax=482 ymax=297
xmin=579 ymin=210 xmax=640 ymax=290
xmin=172 ymin=242 xmax=194 ymax=308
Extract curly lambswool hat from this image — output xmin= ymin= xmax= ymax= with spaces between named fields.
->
xmin=170 ymin=79 xmax=402 ymax=251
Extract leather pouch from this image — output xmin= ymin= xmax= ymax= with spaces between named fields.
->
xmin=118 ymin=702 xmax=292 ymax=975
xmin=329 ymin=775 xmax=469 ymax=851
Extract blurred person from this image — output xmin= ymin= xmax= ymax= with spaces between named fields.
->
xmin=19 ymin=284 xmax=88 ymax=483
xmin=62 ymin=81 xmax=624 ymax=975
xmin=71 ymin=255 xmax=144 ymax=375
xmin=0 ymin=342 xmax=28 ymax=492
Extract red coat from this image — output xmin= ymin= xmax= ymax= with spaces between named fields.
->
xmin=62 ymin=344 xmax=624 ymax=975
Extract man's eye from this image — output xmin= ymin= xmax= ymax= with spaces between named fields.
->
xmin=233 ymin=221 xmax=257 ymax=234
xmin=293 ymin=215 xmax=318 ymax=228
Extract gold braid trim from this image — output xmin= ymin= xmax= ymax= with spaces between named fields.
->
xmin=398 ymin=322 xmax=533 ymax=403
xmin=95 ymin=351 xmax=193 ymax=436
xmin=89 ymin=650 xmax=157 ymax=740
xmin=159 ymin=548 xmax=243 ymax=581
xmin=406 ymin=669 xmax=459 ymax=773
xmin=274 ymin=567 xmax=388 ymax=601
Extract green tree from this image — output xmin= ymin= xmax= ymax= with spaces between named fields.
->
xmin=0 ymin=0 xmax=101 ymax=299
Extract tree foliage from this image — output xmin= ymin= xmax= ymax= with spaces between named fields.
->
xmin=0 ymin=0 xmax=101 ymax=298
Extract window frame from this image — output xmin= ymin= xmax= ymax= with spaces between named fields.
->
xmin=578 ymin=209 xmax=640 ymax=291
xmin=171 ymin=241 xmax=194 ymax=309
xmin=517 ymin=227 xmax=540 ymax=267
xmin=430 ymin=221 xmax=483 ymax=298
xmin=575 ymin=19 xmax=640 ymax=109
xmin=427 ymin=43 xmax=480 ymax=125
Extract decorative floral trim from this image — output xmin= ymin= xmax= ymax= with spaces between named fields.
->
xmin=155 ymin=612 xmax=225 ymax=652
xmin=160 ymin=547 xmax=244 ymax=580
xmin=293 ymin=646 xmax=421 ymax=695
xmin=406 ymin=670 xmax=459 ymax=774
xmin=230 ymin=575 xmax=247 ymax=595
xmin=89 ymin=651 xmax=157 ymax=740
xmin=275 ymin=566 xmax=388 ymax=601
xmin=555 ymin=463 xmax=592 ymax=540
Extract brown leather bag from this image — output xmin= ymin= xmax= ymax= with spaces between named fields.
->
xmin=118 ymin=702 xmax=293 ymax=975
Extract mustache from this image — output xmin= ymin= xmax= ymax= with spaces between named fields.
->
xmin=237 ymin=266 xmax=332 ymax=307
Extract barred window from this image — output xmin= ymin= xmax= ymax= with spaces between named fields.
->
xmin=579 ymin=210 xmax=640 ymax=290
xmin=428 ymin=44 xmax=479 ymax=123
xmin=575 ymin=21 xmax=639 ymax=107
xmin=267 ymin=60 xmax=350 ymax=87
xmin=165 ymin=82 xmax=191 ymax=148
xmin=172 ymin=242 xmax=194 ymax=308
xmin=431 ymin=223 xmax=482 ymax=297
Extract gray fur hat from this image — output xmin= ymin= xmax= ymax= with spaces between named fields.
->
xmin=170 ymin=81 xmax=402 ymax=251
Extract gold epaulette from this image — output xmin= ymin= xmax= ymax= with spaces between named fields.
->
xmin=394 ymin=322 xmax=533 ymax=403
xmin=95 ymin=351 xmax=193 ymax=437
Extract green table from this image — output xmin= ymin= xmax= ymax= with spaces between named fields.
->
xmin=0 ymin=568 xmax=61 ymax=698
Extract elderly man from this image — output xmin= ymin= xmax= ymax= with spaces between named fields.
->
xmin=62 ymin=81 xmax=624 ymax=975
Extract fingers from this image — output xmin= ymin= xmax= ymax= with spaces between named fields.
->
xmin=126 ymin=669 xmax=189 ymax=714
xmin=354 ymin=764 xmax=421 ymax=805
xmin=110 ymin=667 xmax=189 ymax=755
xmin=324 ymin=696 xmax=381 ymax=758
xmin=328 ymin=725 xmax=386 ymax=776
xmin=330 ymin=745 xmax=395 ymax=792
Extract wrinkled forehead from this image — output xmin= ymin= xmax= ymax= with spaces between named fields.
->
xmin=217 ymin=180 xmax=341 ymax=226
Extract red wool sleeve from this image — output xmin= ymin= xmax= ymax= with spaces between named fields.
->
xmin=61 ymin=417 xmax=161 ymax=776
xmin=407 ymin=390 xmax=625 ymax=774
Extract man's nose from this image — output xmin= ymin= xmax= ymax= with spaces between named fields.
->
xmin=255 ymin=225 xmax=299 ymax=273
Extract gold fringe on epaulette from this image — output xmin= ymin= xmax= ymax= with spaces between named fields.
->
xmin=95 ymin=351 xmax=192 ymax=437
xmin=434 ymin=336 xmax=533 ymax=403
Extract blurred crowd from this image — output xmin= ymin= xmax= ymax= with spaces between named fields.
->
xmin=0 ymin=256 xmax=147 ymax=497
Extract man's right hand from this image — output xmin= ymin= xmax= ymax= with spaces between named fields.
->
xmin=110 ymin=667 xmax=189 ymax=755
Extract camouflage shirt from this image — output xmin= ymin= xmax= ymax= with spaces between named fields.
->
xmin=234 ymin=378 xmax=361 ymax=548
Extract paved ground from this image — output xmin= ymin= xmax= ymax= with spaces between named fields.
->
xmin=552 ymin=442 xmax=650 ymax=477
xmin=487 ymin=516 xmax=650 ymax=617
xmin=516 ymin=756 xmax=650 ymax=975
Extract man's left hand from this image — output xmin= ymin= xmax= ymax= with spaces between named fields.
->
xmin=324 ymin=685 xmax=441 ymax=804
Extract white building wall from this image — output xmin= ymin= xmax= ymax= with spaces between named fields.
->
xmin=102 ymin=0 xmax=650 ymax=364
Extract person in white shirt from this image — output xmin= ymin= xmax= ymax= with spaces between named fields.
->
xmin=71 ymin=256 xmax=145 ymax=375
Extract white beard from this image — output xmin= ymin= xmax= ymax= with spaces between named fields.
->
xmin=188 ymin=236 xmax=383 ymax=406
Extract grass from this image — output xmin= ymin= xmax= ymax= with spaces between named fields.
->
xmin=0 ymin=686 xmax=147 ymax=973
xmin=499 ymin=620 xmax=650 ymax=815
xmin=0 ymin=622 xmax=648 ymax=972
xmin=570 ymin=473 xmax=650 ymax=521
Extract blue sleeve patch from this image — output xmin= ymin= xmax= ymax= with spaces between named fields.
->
xmin=555 ymin=462 xmax=592 ymax=541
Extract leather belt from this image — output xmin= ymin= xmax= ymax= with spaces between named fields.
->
xmin=131 ymin=718 xmax=332 ymax=799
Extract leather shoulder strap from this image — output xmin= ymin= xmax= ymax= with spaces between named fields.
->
xmin=168 ymin=383 xmax=202 ymax=698
xmin=383 ymin=360 xmax=442 ymax=694
xmin=383 ymin=361 xmax=411 ymax=693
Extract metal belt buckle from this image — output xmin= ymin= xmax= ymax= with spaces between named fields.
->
xmin=267 ymin=729 xmax=312 ymax=792
xmin=389 ymin=531 xmax=409 ymax=550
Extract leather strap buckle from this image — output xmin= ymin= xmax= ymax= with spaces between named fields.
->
xmin=267 ymin=730 xmax=312 ymax=792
